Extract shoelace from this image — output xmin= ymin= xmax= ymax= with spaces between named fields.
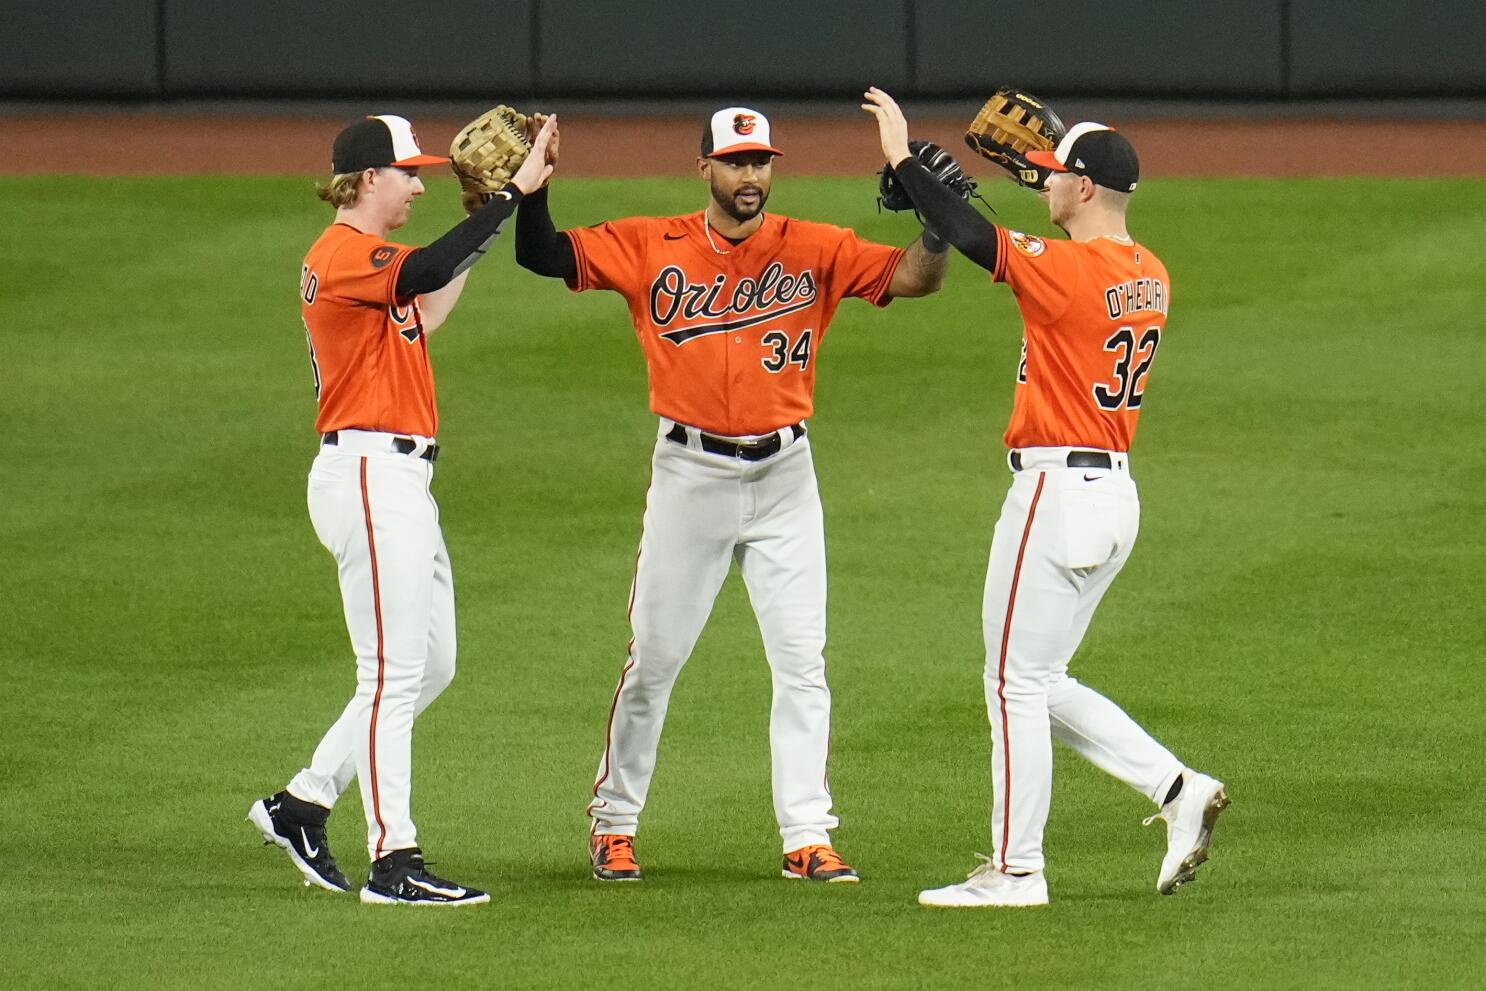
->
xmin=401 ymin=857 xmax=461 ymax=889
xmin=598 ymin=836 xmax=638 ymax=867
xmin=811 ymin=847 xmax=848 ymax=872
xmin=965 ymin=853 xmax=1001 ymax=881
xmin=1141 ymin=809 xmax=1169 ymax=827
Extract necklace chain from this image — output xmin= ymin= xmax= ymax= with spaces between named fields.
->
xmin=703 ymin=216 xmax=733 ymax=256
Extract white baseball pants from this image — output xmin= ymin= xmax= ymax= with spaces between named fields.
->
xmin=589 ymin=420 xmax=838 ymax=852
xmin=982 ymin=448 xmax=1184 ymax=874
xmin=287 ymin=432 xmax=456 ymax=861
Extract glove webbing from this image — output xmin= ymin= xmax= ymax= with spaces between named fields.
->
xmin=971 ymin=95 xmax=1056 ymax=154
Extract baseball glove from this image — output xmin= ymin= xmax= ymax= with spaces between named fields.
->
xmin=964 ymin=88 xmax=1067 ymax=190
xmin=878 ymin=140 xmax=980 ymax=214
xmin=449 ymin=104 xmax=533 ymax=214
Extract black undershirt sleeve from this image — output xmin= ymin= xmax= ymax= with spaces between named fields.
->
xmin=394 ymin=188 xmax=525 ymax=298
xmin=514 ymin=186 xmax=577 ymax=280
xmin=892 ymin=159 xmax=1000 ymax=273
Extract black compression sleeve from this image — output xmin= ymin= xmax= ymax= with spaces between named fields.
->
xmin=892 ymin=159 xmax=1000 ymax=272
xmin=395 ymin=188 xmax=525 ymax=298
xmin=514 ymin=186 xmax=577 ymax=280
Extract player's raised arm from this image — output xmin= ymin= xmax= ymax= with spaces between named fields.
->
xmin=885 ymin=233 xmax=948 ymax=298
xmin=514 ymin=166 xmax=578 ymax=281
xmin=395 ymin=114 xmax=559 ymax=301
xmin=863 ymin=87 xmax=1000 ymax=273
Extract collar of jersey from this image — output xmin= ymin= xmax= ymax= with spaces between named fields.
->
xmin=694 ymin=211 xmax=769 ymax=248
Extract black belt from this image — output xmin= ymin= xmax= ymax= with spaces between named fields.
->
xmin=666 ymin=423 xmax=804 ymax=461
xmin=322 ymin=430 xmax=439 ymax=462
xmin=1009 ymin=450 xmax=1112 ymax=471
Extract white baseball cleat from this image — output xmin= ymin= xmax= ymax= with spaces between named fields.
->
xmin=918 ymin=856 xmax=1049 ymax=908
xmin=1145 ymin=769 xmax=1230 ymax=895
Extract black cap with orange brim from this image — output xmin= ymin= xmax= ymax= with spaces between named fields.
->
xmin=1025 ymin=123 xmax=1140 ymax=193
xmin=332 ymin=115 xmax=448 ymax=173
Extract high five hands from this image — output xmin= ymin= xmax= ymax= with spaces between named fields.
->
xmin=512 ymin=114 xmax=559 ymax=194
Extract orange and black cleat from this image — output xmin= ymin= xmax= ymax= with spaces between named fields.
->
xmin=590 ymin=832 xmax=643 ymax=882
xmin=781 ymin=844 xmax=859 ymax=883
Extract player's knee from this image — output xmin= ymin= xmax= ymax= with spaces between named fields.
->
xmin=424 ymin=650 xmax=456 ymax=697
xmin=984 ymin=666 xmax=1048 ymax=700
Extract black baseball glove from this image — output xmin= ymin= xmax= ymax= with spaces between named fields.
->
xmin=878 ymin=140 xmax=979 ymax=215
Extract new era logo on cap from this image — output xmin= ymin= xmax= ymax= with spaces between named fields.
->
xmin=332 ymin=114 xmax=449 ymax=174
xmin=1025 ymin=122 xmax=1140 ymax=193
xmin=702 ymin=106 xmax=784 ymax=158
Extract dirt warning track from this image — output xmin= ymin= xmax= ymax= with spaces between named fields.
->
xmin=3 ymin=113 xmax=1485 ymax=178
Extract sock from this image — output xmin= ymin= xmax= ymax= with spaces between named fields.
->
xmin=1162 ymin=774 xmax=1185 ymax=806
xmin=281 ymin=789 xmax=332 ymax=824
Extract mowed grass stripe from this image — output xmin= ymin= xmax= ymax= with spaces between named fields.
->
xmin=3 ymin=176 xmax=1484 ymax=990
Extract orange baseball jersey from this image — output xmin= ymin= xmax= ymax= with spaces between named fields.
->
xmin=991 ymin=228 xmax=1171 ymax=452
xmin=566 ymin=211 xmax=904 ymax=436
xmin=299 ymin=224 xmax=437 ymax=437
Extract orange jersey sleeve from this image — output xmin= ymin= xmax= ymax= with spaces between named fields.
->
xmin=992 ymin=228 xmax=1171 ymax=452
xmin=300 ymin=224 xmax=438 ymax=437
xmin=566 ymin=217 xmax=654 ymax=293
xmin=822 ymin=226 xmax=904 ymax=307
xmin=316 ymin=227 xmax=415 ymax=306
xmin=565 ymin=213 xmax=902 ymax=436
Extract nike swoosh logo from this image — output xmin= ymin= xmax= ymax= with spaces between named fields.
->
xmin=300 ymin=828 xmax=320 ymax=859
xmin=786 ymin=856 xmax=807 ymax=871
xmin=494 ymin=190 xmax=513 ymax=201
xmin=663 ymin=233 xmax=686 ymax=240
xmin=409 ymin=877 xmax=466 ymax=898
xmin=1083 ymin=474 xmax=1101 ymax=482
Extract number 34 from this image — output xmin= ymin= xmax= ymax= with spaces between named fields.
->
xmin=761 ymin=329 xmax=813 ymax=373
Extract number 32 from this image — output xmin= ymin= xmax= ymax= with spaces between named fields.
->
xmin=1093 ymin=325 xmax=1160 ymax=410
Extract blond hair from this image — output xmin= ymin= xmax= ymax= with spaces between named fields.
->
xmin=315 ymin=172 xmax=364 ymax=208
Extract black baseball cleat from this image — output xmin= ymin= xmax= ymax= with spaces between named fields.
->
xmin=360 ymin=848 xmax=491 ymax=907
xmin=247 ymin=791 xmax=352 ymax=893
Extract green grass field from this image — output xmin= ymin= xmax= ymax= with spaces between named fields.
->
xmin=5 ymin=173 xmax=1485 ymax=990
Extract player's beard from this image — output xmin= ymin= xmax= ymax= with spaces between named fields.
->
xmin=712 ymin=179 xmax=769 ymax=224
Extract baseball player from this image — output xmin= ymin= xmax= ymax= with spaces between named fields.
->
xmin=515 ymin=107 xmax=948 ymax=882
xmin=248 ymin=112 xmax=557 ymax=906
xmin=862 ymin=88 xmax=1228 ymax=907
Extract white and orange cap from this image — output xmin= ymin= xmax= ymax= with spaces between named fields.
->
xmin=702 ymin=107 xmax=784 ymax=158
xmin=331 ymin=114 xmax=448 ymax=173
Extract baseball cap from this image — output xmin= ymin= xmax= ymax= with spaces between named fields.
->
xmin=1025 ymin=123 xmax=1139 ymax=193
xmin=702 ymin=107 xmax=783 ymax=158
xmin=331 ymin=115 xmax=448 ymax=173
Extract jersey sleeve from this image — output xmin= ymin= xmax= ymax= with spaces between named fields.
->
xmin=824 ymin=226 xmax=904 ymax=307
xmin=566 ymin=217 xmax=653 ymax=293
xmin=323 ymin=234 xmax=415 ymax=306
xmin=991 ymin=228 xmax=1080 ymax=325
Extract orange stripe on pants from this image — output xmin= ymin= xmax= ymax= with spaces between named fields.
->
xmin=359 ymin=457 xmax=389 ymax=859
xmin=996 ymin=470 xmax=1045 ymax=871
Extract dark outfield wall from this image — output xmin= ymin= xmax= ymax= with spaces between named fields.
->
xmin=3 ymin=1 xmax=1482 ymax=99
